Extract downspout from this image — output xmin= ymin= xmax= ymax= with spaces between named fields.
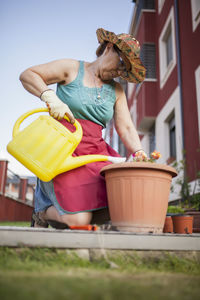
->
xmin=174 ymin=0 xmax=188 ymax=203
xmin=174 ymin=0 xmax=185 ymax=152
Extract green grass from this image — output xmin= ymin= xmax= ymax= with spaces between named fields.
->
xmin=0 ymin=247 xmax=200 ymax=300
xmin=1 ymin=271 xmax=200 ymax=300
xmin=0 ymin=221 xmax=30 ymax=227
xmin=0 ymin=248 xmax=200 ymax=274
xmin=0 ymin=223 xmax=200 ymax=299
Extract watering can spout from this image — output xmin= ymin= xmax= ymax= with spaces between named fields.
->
xmin=57 ymin=155 xmax=126 ymax=175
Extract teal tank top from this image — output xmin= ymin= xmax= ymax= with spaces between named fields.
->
xmin=56 ymin=61 xmax=116 ymax=128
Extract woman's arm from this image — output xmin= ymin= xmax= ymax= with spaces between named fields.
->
xmin=19 ymin=59 xmax=78 ymax=123
xmin=113 ymin=82 xmax=143 ymax=154
xmin=19 ymin=59 xmax=79 ymax=97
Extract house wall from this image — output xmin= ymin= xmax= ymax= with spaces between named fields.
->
xmin=178 ymin=0 xmax=200 ymax=179
xmin=129 ymin=0 xmax=200 ymax=188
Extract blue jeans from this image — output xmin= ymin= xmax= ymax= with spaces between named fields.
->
xmin=34 ymin=179 xmax=67 ymax=215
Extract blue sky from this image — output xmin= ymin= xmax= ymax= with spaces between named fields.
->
xmin=0 ymin=0 xmax=134 ymax=175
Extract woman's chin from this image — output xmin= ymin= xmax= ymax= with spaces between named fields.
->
xmin=101 ymin=74 xmax=117 ymax=81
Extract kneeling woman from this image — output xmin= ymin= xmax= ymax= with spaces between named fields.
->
xmin=19 ymin=28 xmax=146 ymax=228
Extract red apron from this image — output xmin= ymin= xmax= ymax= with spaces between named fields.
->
xmin=53 ymin=119 xmax=121 ymax=213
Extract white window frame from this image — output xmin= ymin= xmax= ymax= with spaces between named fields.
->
xmin=159 ymin=7 xmax=176 ymax=89
xmin=191 ymin=0 xmax=200 ymax=31
xmin=195 ymin=65 xmax=200 ymax=142
xmin=155 ymin=86 xmax=183 ymax=201
xmin=158 ymin=0 xmax=165 ymax=14
xmin=155 ymin=86 xmax=183 ymax=165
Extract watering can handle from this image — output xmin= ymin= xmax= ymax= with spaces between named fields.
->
xmin=12 ymin=107 xmax=82 ymax=139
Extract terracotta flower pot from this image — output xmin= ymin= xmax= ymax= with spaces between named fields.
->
xmin=100 ymin=162 xmax=177 ymax=233
xmin=163 ymin=216 xmax=173 ymax=233
xmin=172 ymin=215 xmax=194 ymax=234
xmin=184 ymin=210 xmax=200 ymax=233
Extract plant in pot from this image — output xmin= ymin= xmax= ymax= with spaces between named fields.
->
xmin=171 ymin=158 xmax=200 ymax=233
xmin=167 ymin=205 xmax=185 ymax=215
xmin=100 ymin=151 xmax=177 ymax=233
xmin=163 ymin=205 xmax=185 ymax=233
xmin=169 ymin=208 xmax=193 ymax=234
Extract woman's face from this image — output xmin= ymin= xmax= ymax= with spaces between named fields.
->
xmin=99 ymin=44 xmax=130 ymax=81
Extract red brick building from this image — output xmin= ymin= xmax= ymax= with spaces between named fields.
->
xmin=123 ymin=0 xmax=200 ymax=201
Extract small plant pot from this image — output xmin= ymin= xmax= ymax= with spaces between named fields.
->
xmin=172 ymin=215 xmax=193 ymax=234
xmin=184 ymin=210 xmax=200 ymax=233
xmin=163 ymin=216 xmax=173 ymax=233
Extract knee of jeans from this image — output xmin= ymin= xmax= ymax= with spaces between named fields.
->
xmin=60 ymin=212 xmax=92 ymax=226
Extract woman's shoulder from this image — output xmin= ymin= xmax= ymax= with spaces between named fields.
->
xmin=56 ymin=58 xmax=80 ymax=70
xmin=56 ymin=59 xmax=81 ymax=85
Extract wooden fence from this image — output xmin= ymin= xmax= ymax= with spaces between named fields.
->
xmin=0 ymin=160 xmax=33 ymax=222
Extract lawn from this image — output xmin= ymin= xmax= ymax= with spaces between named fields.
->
xmin=0 ymin=221 xmax=30 ymax=227
xmin=0 ymin=247 xmax=200 ymax=300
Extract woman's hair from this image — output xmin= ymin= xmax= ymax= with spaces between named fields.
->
xmin=96 ymin=42 xmax=108 ymax=57
xmin=96 ymin=42 xmax=121 ymax=57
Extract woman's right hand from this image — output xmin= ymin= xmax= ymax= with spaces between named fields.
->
xmin=40 ymin=89 xmax=75 ymax=124
xmin=132 ymin=150 xmax=147 ymax=161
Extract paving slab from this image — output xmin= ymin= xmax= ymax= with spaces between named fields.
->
xmin=0 ymin=226 xmax=200 ymax=250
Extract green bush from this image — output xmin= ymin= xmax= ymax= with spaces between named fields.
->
xmin=167 ymin=206 xmax=185 ymax=214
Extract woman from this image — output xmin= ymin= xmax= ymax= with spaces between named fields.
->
xmin=20 ymin=28 xmax=147 ymax=228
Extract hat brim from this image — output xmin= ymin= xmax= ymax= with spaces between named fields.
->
xmin=96 ymin=28 xmax=146 ymax=83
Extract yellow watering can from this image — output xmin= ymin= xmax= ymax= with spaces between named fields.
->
xmin=7 ymin=108 xmax=126 ymax=182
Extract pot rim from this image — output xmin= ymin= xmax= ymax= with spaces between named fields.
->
xmin=171 ymin=214 xmax=194 ymax=218
xmin=100 ymin=162 xmax=177 ymax=177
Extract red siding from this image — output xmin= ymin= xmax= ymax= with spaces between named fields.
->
xmin=156 ymin=0 xmax=174 ymax=35
xmin=0 ymin=195 xmax=33 ymax=222
xmin=129 ymin=0 xmax=200 ymax=181
xmin=178 ymin=0 xmax=200 ymax=179
xmin=137 ymin=11 xmax=156 ymax=44
xmin=156 ymin=67 xmax=178 ymax=113
xmin=137 ymin=82 xmax=157 ymax=129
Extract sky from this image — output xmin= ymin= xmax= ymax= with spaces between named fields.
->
xmin=0 ymin=0 xmax=134 ymax=176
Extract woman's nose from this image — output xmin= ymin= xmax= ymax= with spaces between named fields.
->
xmin=118 ymin=70 xmax=128 ymax=77
xmin=111 ymin=70 xmax=119 ymax=77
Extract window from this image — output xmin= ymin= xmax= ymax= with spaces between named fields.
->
xmin=195 ymin=65 xmax=200 ymax=142
xmin=140 ymin=44 xmax=156 ymax=79
xmin=156 ymin=87 xmax=182 ymax=166
xmin=159 ymin=7 xmax=176 ymax=89
xmin=169 ymin=116 xmax=176 ymax=159
xmin=149 ymin=124 xmax=155 ymax=154
xmin=191 ymin=0 xmax=200 ymax=31
xmin=135 ymin=0 xmax=155 ymax=25
xmin=165 ymin=29 xmax=173 ymax=67
xmin=158 ymin=0 xmax=165 ymax=14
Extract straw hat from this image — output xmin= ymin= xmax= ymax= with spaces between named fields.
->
xmin=96 ymin=28 xmax=146 ymax=83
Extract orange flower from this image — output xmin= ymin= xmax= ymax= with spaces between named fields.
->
xmin=150 ymin=151 xmax=161 ymax=160
xmin=132 ymin=150 xmax=161 ymax=163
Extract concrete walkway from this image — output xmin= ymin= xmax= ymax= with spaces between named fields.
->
xmin=0 ymin=226 xmax=200 ymax=250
